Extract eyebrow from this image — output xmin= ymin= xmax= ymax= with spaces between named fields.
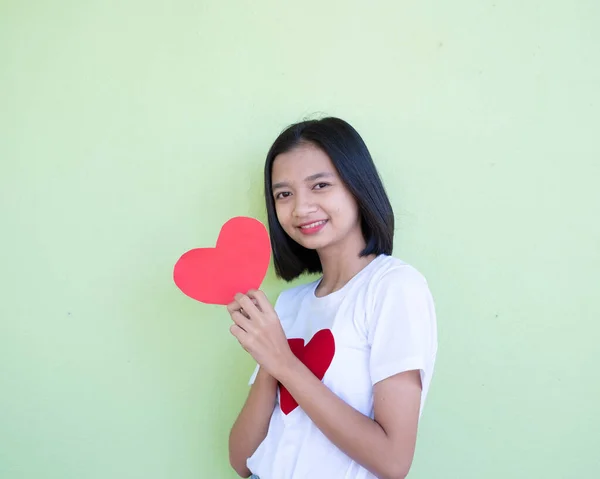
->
xmin=272 ymin=172 xmax=335 ymax=190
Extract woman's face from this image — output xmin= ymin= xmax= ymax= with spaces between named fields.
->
xmin=271 ymin=142 xmax=363 ymax=252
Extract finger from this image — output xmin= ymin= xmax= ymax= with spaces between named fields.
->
xmin=230 ymin=310 xmax=252 ymax=332
xmin=226 ymin=300 xmax=241 ymax=315
xmin=230 ymin=325 xmax=254 ymax=354
xmin=247 ymin=290 xmax=272 ymax=314
xmin=235 ymin=293 xmax=261 ymax=319
xmin=227 ymin=299 xmax=251 ymax=318
xmin=230 ymin=324 xmax=247 ymax=342
xmin=246 ymin=290 xmax=263 ymax=311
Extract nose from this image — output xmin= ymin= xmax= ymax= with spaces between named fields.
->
xmin=292 ymin=192 xmax=318 ymax=218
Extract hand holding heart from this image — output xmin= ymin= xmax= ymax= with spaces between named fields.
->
xmin=227 ymin=290 xmax=294 ymax=379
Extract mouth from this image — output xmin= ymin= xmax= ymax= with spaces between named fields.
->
xmin=297 ymin=219 xmax=328 ymax=235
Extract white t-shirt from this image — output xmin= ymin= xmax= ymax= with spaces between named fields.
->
xmin=246 ymin=254 xmax=438 ymax=479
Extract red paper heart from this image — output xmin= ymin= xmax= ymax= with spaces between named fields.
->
xmin=173 ymin=216 xmax=271 ymax=305
xmin=280 ymin=329 xmax=335 ymax=415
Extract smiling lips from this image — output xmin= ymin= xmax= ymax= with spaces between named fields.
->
xmin=297 ymin=219 xmax=328 ymax=235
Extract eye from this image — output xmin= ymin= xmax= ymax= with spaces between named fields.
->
xmin=275 ymin=191 xmax=291 ymax=200
xmin=313 ymin=182 xmax=330 ymax=190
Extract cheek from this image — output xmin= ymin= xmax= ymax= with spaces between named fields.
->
xmin=275 ymin=203 xmax=291 ymax=227
xmin=328 ymin=192 xmax=359 ymax=222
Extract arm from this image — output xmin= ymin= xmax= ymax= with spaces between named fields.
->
xmin=278 ymin=356 xmax=422 ymax=479
xmin=228 ymin=367 xmax=278 ymax=478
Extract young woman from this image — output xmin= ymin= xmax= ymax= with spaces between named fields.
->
xmin=227 ymin=117 xmax=437 ymax=479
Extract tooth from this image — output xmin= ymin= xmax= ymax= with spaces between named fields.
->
xmin=302 ymin=220 xmax=324 ymax=229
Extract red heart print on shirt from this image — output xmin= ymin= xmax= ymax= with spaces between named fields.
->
xmin=173 ymin=216 xmax=271 ymax=305
xmin=280 ymin=329 xmax=335 ymax=415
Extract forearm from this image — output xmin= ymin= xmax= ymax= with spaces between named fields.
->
xmin=278 ymin=359 xmax=411 ymax=479
xmin=229 ymin=369 xmax=277 ymax=477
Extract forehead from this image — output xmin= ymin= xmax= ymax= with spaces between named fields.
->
xmin=272 ymin=144 xmax=336 ymax=181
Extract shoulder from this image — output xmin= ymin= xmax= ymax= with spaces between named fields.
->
xmin=369 ymin=255 xmax=430 ymax=293
xmin=364 ymin=255 xmax=435 ymax=320
xmin=365 ymin=256 xmax=437 ymax=343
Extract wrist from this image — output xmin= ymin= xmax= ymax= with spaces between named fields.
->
xmin=256 ymin=366 xmax=278 ymax=387
xmin=272 ymin=350 xmax=303 ymax=384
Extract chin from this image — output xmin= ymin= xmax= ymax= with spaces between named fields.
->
xmin=285 ymin=225 xmax=336 ymax=251
xmin=295 ymin=235 xmax=333 ymax=251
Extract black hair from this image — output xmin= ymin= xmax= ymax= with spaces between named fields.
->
xmin=264 ymin=117 xmax=394 ymax=281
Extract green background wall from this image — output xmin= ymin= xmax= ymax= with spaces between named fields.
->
xmin=1 ymin=1 xmax=598 ymax=477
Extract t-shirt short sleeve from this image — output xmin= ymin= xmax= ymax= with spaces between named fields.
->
xmin=367 ymin=266 xmax=437 ymax=388
xmin=248 ymin=363 xmax=260 ymax=386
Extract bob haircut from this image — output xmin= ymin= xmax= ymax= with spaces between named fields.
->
xmin=264 ymin=117 xmax=394 ymax=281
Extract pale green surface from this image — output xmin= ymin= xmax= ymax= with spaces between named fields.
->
xmin=1 ymin=1 xmax=599 ymax=477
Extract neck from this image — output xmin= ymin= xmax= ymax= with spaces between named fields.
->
xmin=315 ymin=233 xmax=377 ymax=297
